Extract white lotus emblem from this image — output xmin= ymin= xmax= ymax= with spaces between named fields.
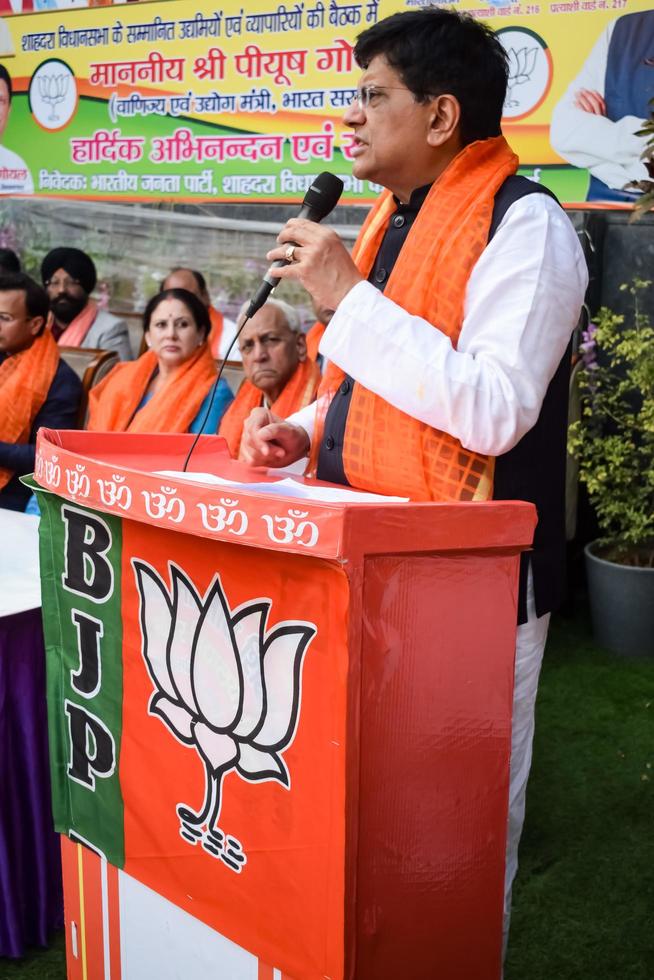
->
xmin=37 ymin=72 xmax=70 ymax=122
xmin=505 ymin=46 xmax=539 ymax=109
xmin=132 ymin=560 xmax=316 ymax=872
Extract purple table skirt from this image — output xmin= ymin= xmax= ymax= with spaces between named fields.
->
xmin=0 ymin=607 xmax=63 ymax=958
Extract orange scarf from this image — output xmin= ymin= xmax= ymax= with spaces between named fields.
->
xmin=208 ymin=306 xmax=224 ymax=359
xmin=309 ymin=136 xmax=518 ymax=502
xmin=0 ymin=330 xmax=60 ymax=490
xmin=219 ymin=357 xmax=321 ymax=458
xmin=87 ymin=344 xmax=217 ymax=433
xmin=306 ymin=321 xmax=326 ymax=362
xmin=57 ymin=300 xmax=98 ymax=347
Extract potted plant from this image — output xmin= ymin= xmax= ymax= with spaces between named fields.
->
xmin=628 ymin=96 xmax=654 ymax=215
xmin=568 ymin=279 xmax=654 ymax=656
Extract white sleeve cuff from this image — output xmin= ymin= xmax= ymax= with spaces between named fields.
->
xmin=286 ymin=401 xmax=316 ymax=443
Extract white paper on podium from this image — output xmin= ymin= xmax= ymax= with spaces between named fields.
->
xmin=157 ymin=471 xmax=409 ymax=504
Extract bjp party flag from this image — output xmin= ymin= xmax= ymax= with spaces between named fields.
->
xmin=36 ymin=488 xmax=350 ymax=979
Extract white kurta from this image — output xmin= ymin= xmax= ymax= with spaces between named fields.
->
xmin=290 ymin=192 xmax=588 ymax=454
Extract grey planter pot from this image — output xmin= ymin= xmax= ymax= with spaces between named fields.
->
xmin=585 ymin=542 xmax=654 ymax=657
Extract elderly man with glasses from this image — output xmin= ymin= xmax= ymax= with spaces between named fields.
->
xmin=41 ymin=247 xmax=132 ymax=361
xmin=239 ymin=6 xmax=588 ymax=953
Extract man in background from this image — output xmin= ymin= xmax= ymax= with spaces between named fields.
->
xmin=218 ymin=298 xmax=319 ymax=458
xmin=0 ymin=247 xmax=20 ymax=273
xmin=0 ymin=272 xmax=81 ymax=511
xmin=41 ymin=247 xmax=132 ymax=360
xmin=0 ymin=65 xmax=33 ymax=195
xmin=161 ymin=267 xmax=241 ymax=362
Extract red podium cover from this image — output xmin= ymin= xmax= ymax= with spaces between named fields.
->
xmin=33 ymin=430 xmax=536 ymax=980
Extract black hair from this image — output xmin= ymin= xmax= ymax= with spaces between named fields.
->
xmin=354 ymin=8 xmax=508 ymax=145
xmin=0 ymin=248 xmax=20 ymax=274
xmin=143 ymin=288 xmax=211 ymax=339
xmin=0 ymin=272 xmax=49 ymax=331
xmin=0 ymin=64 xmax=12 ymax=102
xmin=160 ymin=267 xmax=208 ymax=297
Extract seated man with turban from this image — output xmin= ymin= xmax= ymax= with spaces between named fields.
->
xmin=0 ymin=272 xmax=82 ymax=511
xmin=219 ymin=299 xmax=320 ymax=458
xmin=0 ymin=248 xmax=20 ymax=274
xmin=41 ymin=247 xmax=132 ymax=361
xmin=161 ymin=267 xmax=241 ymax=362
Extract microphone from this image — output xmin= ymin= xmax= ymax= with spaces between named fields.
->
xmin=244 ymin=171 xmax=344 ymax=320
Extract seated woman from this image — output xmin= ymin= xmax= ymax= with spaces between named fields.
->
xmin=87 ymin=288 xmax=233 ymax=433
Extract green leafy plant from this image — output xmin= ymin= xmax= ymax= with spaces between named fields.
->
xmin=568 ymin=280 xmax=654 ymax=566
xmin=629 ymin=97 xmax=654 ymax=216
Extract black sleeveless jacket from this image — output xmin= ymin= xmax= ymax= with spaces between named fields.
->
xmin=317 ymin=175 xmax=575 ymax=624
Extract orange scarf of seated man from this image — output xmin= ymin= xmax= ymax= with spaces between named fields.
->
xmin=208 ymin=306 xmax=224 ymax=359
xmin=309 ymin=135 xmax=519 ymax=502
xmin=305 ymin=321 xmax=326 ymax=363
xmin=219 ymin=357 xmax=321 ymax=458
xmin=87 ymin=344 xmax=217 ymax=433
xmin=0 ymin=329 xmax=60 ymax=490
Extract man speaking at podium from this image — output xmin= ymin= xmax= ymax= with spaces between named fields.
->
xmin=240 ymin=7 xmax=587 ymax=947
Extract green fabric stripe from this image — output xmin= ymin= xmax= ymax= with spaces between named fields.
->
xmin=35 ymin=489 xmax=125 ymax=867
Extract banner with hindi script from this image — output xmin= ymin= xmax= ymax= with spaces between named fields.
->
xmin=0 ymin=0 xmax=652 ymax=204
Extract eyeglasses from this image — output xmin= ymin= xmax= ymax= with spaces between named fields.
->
xmin=45 ymin=276 xmax=82 ymax=290
xmin=350 ymin=84 xmax=414 ymax=109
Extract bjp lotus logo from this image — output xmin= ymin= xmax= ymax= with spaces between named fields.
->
xmin=132 ymin=561 xmax=316 ymax=872
xmin=29 ymin=59 xmax=77 ymax=131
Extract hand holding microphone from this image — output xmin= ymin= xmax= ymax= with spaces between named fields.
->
xmin=185 ymin=172 xmax=354 ymax=472
xmin=267 ymin=218 xmax=364 ymax=314
xmin=245 ymin=171 xmax=363 ymax=320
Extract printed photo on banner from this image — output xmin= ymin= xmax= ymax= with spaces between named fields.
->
xmin=549 ymin=10 xmax=654 ymax=204
xmin=0 ymin=63 xmax=33 ymax=193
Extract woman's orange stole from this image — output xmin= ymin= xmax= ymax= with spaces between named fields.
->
xmin=87 ymin=345 xmax=217 ymax=433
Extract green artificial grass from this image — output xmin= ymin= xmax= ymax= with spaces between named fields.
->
xmin=0 ymin=933 xmax=65 ymax=980
xmin=2 ymin=608 xmax=652 ymax=980
xmin=505 ymin=609 xmax=654 ymax=980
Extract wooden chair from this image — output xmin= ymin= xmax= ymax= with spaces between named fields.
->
xmin=117 ymin=310 xmax=147 ymax=359
xmin=59 ymin=347 xmax=119 ymax=426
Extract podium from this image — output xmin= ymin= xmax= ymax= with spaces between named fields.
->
xmin=33 ymin=429 xmax=536 ymax=980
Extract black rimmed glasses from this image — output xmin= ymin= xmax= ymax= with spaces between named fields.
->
xmin=350 ymin=84 xmax=415 ymax=110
